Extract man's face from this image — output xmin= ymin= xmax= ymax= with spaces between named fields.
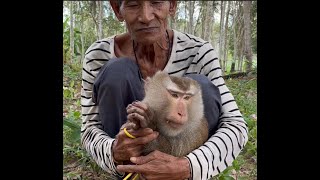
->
xmin=120 ymin=1 xmax=171 ymax=44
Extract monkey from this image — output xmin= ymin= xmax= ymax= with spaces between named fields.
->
xmin=123 ymin=71 xmax=209 ymax=157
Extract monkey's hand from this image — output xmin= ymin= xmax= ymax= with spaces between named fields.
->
xmin=112 ymin=128 xmax=159 ymax=163
xmin=117 ymin=150 xmax=191 ymax=180
xmin=126 ymin=101 xmax=154 ymax=130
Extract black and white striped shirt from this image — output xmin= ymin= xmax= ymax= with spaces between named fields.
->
xmin=81 ymin=29 xmax=248 ymax=179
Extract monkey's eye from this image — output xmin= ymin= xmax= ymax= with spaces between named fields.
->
xmin=184 ymin=96 xmax=190 ymax=100
xmin=171 ymin=93 xmax=179 ymax=98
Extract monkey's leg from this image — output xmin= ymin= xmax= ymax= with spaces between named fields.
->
xmin=184 ymin=74 xmax=222 ymax=137
xmin=92 ymin=57 xmax=145 ymax=138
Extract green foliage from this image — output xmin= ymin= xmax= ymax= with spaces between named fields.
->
xmin=212 ymin=75 xmax=256 ymax=180
xmin=64 ymin=111 xmax=81 ymax=143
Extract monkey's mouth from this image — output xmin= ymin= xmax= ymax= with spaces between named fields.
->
xmin=166 ymin=120 xmax=184 ymax=129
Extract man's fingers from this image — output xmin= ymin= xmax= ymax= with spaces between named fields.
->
xmin=130 ymin=154 xmax=156 ymax=165
xmin=125 ymin=128 xmax=154 ymax=138
xmin=117 ymin=164 xmax=144 ymax=173
xmin=132 ymin=131 xmax=159 ymax=145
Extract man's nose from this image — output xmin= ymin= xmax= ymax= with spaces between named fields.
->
xmin=138 ymin=2 xmax=154 ymax=24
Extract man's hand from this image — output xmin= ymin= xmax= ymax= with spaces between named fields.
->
xmin=117 ymin=150 xmax=191 ymax=180
xmin=112 ymin=128 xmax=159 ymax=163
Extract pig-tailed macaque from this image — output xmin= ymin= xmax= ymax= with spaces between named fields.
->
xmin=123 ymin=71 xmax=209 ymax=157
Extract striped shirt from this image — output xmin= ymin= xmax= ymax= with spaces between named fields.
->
xmin=81 ymin=29 xmax=248 ymax=179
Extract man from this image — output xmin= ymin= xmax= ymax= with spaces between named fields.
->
xmin=81 ymin=1 xmax=248 ymax=179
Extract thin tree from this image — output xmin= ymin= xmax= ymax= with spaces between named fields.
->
xmin=98 ymin=1 xmax=104 ymax=40
xmin=219 ymin=1 xmax=226 ymax=73
xmin=235 ymin=2 xmax=244 ymax=72
xmin=243 ymin=1 xmax=253 ymax=72
xmin=201 ymin=1 xmax=208 ymax=39
xmin=184 ymin=1 xmax=187 ymax=33
xmin=79 ymin=2 xmax=85 ymax=64
xmin=70 ymin=1 xmax=74 ymax=63
xmin=188 ymin=1 xmax=195 ymax=34
xmin=231 ymin=2 xmax=237 ymax=73
xmin=204 ymin=1 xmax=214 ymax=43
xmin=223 ymin=1 xmax=231 ymax=72
xmin=194 ymin=1 xmax=203 ymax=37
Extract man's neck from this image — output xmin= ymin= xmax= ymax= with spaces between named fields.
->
xmin=114 ymin=30 xmax=173 ymax=78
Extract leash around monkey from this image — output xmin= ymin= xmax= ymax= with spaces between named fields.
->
xmin=122 ymin=128 xmax=140 ymax=180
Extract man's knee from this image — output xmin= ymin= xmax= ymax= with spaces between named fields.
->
xmin=97 ymin=57 xmax=139 ymax=83
xmin=93 ymin=57 xmax=141 ymax=103
xmin=107 ymin=57 xmax=136 ymax=68
xmin=104 ymin=57 xmax=138 ymax=73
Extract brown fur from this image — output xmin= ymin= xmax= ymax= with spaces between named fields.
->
xmin=125 ymin=71 xmax=209 ymax=157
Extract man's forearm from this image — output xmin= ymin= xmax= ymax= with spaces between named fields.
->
xmin=180 ymin=157 xmax=191 ymax=179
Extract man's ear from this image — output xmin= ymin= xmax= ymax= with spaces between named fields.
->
xmin=169 ymin=0 xmax=177 ymax=16
xmin=109 ymin=0 xmax=124 ymax=22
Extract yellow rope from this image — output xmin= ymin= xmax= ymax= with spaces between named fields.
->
xmin=124 ymin=128 xmax=136 ymax=139
xmin=132 ymin=173 xmax=139 ymax=180
xmin=122 ymin=128 xmax=139 ymax=180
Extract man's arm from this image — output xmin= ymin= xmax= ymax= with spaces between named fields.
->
xmin=185 ymin=42 xmax=248 ymax=179
xmin=80 ymin=40 xmax=124 ymax=177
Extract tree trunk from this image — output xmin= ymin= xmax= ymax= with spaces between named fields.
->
xmin=79 ymin=2 xmax=85 ymax=65
xmin=89 ymin=1 xmax=99 ymax=40
xmin=183 ymin=1 xmax=188 ymax=33
xmin=239 ymin=40 xmax=244 ymax=71
xmin=231 ymin=2 xmax=237 ymax=73
xmin=223 ymin=1 xmax=230 ymax=72
xmin=201 ymin=1 xmax=207 ymax=39
xmin=204 ymin=1 xmax=214 ymax=42
xmin=188 ymin=1 xmax=195 ymax=34
xmin=236 ymin=2 xmax=244 ymax=72
xmin=98 ymin=1 xmax=104 ymax=40
xmin=219 ymin=1 xmax=226 ymax=73
xmin=69 ymin=1 xmax=74 ymax=63
xmin=209 ymin=1 xmax=216 ymax=44
xmin=243 ymin=1 xmax=252 ymax=72
xmin=194 ymin=1 xmax=203 ymax=37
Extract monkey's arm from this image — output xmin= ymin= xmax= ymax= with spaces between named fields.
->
xmin=185 ymin=43 xmax=249 ymax=179
xmin=80 ymin=40 xmax=124 ymax=177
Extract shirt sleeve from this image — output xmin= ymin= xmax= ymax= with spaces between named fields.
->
xmin=80 ymin=41 xmax=124 ymax=177
xmin=185 ymin=42 xmax=249 ymax=180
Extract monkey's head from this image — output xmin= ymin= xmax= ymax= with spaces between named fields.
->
xmin=143 ymin=71 xmax=205 ymax=137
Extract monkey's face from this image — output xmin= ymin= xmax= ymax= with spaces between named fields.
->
xmin=158 ymin=90 xmax=193 ymax=137
xmin=143 ymin=71 xmax=204 ymax=137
